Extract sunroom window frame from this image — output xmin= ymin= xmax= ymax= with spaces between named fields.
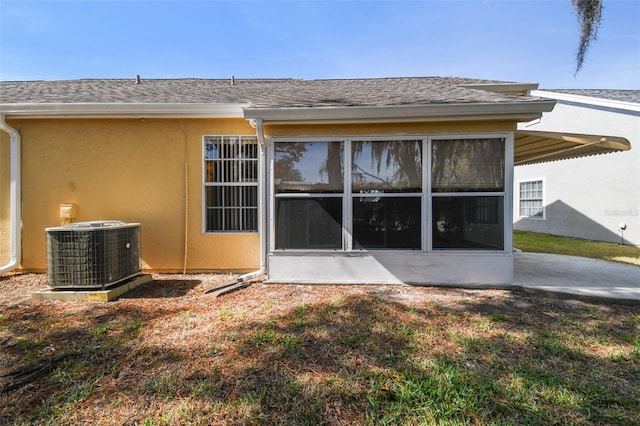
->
xmin=269 ymin=138 xmax=347 ymax=251
xmin=268 ymin=133 xmax=513 ymax=254
xmin=428 ymin=133 xmax=513 ymax=252
xmin=350 ymin=137 xmax=425 ymax=251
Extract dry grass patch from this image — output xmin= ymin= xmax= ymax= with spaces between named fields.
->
xmin=1 ymin=273 xmax=638 ymax=425
xmin=607 ymin=256 xmax=640 ymax=266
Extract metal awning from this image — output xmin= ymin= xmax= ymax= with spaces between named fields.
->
xmin=514 ymin=130 xmax=631 ymax=165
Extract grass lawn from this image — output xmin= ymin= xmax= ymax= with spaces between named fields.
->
xmin=514 ymin=231 xmax=640 ymax=266
xmin=1 ymin=273 xmax=639 ymax=425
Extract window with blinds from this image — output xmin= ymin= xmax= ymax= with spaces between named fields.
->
xmin=519 ymin=180 xmax=544 ymax=218
xmin=203 ymin=136 xmax=258 ymax=232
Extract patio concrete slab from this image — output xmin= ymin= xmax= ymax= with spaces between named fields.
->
xmin=514 ymin=252 xmax=640 ymax=303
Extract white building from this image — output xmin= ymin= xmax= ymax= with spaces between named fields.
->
xmin=514 ymin=90 xmax=639 ymax=246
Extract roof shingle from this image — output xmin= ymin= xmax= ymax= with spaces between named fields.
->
xmin=0 ymin=77 xmax=539 ymax=108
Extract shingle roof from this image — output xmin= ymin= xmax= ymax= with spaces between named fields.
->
xmin=0 ymin=77 xmax=539 ymax=108
xmin=541 ymin=89 xmax=640 ymax=104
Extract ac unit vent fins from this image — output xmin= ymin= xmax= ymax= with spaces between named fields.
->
xmin=46 ymin=221 xmax=141 ymax=289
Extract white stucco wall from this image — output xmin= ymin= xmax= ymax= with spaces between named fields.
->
xmin=514 ymin=98 xmax=640 ymax=246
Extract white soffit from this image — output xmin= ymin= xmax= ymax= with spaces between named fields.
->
xmin=515 ymin=129 xmax=631 ymax=165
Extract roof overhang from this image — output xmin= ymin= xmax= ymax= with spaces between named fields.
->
xmin=531 ymin=90 xmax=640 ymax=113
xmin=0 ymin=103 xmax=248 ymax=118
xmin=243 ymin=101 xmax=555 ymax=124
xmin=0 ymin=100 xmax=555 ymax=124
xmin=515 ymin=129 xmax=631 ymax=165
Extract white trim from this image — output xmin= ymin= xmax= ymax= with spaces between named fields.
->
xmin=428 ymin=133 xmax=510 ymax=253
xmin=461 ymin=83 xmax=539 ymax=95
xmin=429 ymin=132 xmax=511 ymax=141
xmin=504 ymin=133 xmax=515 ymax=252
xmin=201 ymin=135 xmax=259 ymax=234
xmin=234 ymin=118 xmax=268 ymax=283
xmin=268 ymin=132 xmax=512 ymax=254
xmin=244 ymin=102 xmax=554 ymax=124
xmin=268 ymin=137 xmax=276 ymax=252
xmin=431 ymin=192 xmax=506 ymax=197
xmin=0 ymin=103 xmax=248 ymax=118
xmin=424 ymin=138 xmax=432 ymax=251
xmin=201 ymin=136 xmax=207 ymax=234
xmin=354 ymin=192 xmax=422 ymax=198
xmin=343 ymin=139 xmax=353 ymax=251
xmin=531 ymin=90 xmax=640 ymax=113
xmin=275 ymin=193 xmax=343 ymax=198
xmin=0 ymin=115 xmax=21 ymax=274
xmin=272 ymin=138 xmax=347 ymax=251
xmin=517 ymin=178 xmax=546 ymax=220
xmin=1 ymin=100 xmax=557 ymax=121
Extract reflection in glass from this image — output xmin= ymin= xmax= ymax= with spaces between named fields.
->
xmin=352 ymin=140 xmax=422 ymax=193
xmin=276 ymin=198 xmax=342 ymax=249
xmin=353 ymin=197 xmax=421 ymax=249
xmin=203 ymin=136 xmax=258 ymax=232
xmin=274 ymin=142 xmax=343 ymax=193
xmin=431 ymin=139 xmax=504 ymax=192
xmin=205 ymin=186 xmax=258 ymax=232
xmin=204 ymin=136 xmax=258 ymax=183
xmin=432 ymin=196 xmax=503 ymax=250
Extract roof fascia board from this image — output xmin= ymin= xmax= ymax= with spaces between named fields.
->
xmin=531 ymin=90 xmax=640 ymax=112
xmin=243 ymin=101 xmax=555 ymax=124
xmin=0 ymin=103 xmax=248 ymax=118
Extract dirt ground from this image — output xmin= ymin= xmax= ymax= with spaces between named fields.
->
xmin=1 ymin=272 xmax=638 ymax=425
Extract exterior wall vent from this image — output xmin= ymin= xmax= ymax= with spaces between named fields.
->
xmin=46 ymin=221 xmax=141 ymax=289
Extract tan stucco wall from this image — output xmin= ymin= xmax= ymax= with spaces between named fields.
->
xmin=264 ymin=120 xmax=517 ymax=137
xmin=3 ymin=116 xmax=518 ymax=273
xmin=0 ymin=130 xmax=10 ymax=266
xmin=8 ymin=117 xmax=259 ymax=273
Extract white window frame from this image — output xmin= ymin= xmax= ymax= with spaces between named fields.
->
xmin=429 ymin=134 xmax=511 ymax=251
xmin=518 ymin=178 xmax=545 ymax=219
xmin=268 ymin=132 xmax=513 ymax=253
xmin=202 ymin=135 xmax=259 ymax=233
xmin=350 ymin=137 xmax=424 ymax=251
xmin=269 ymin=137 xmax=347 ymax=251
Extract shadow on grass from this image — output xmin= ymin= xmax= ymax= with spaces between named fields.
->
xmin=121 ymin=279 xmax=202 ymax=299
xmin=206 ymin=294 xmax=638 ymax=425
xmin=1 ymin=286 xmax=638 ymax=425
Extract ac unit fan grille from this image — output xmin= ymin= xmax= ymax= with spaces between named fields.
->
xmin=46 ymin=222 xmax=141 ymax=288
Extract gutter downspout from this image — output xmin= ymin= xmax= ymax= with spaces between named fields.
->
xmin=236 ymin=118 xmax=267 ymax=283
xmin=0 ymin=115 xmax=22 ymax=274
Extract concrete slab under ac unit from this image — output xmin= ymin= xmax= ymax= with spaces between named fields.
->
xmin=31 ymin=274 xmax=153 ymax=302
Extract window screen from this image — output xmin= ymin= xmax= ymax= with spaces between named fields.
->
xmin=204 ymin=136 xmax=258 ymax=232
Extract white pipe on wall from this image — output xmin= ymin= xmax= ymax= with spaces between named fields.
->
xmin=237 ymin=118 xmax=267 ymax=282
xmin=0 ymin=114 xmax=22 ymax=274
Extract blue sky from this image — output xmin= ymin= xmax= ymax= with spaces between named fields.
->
xmin=1 ymin=0 xmax=638 ymax=89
